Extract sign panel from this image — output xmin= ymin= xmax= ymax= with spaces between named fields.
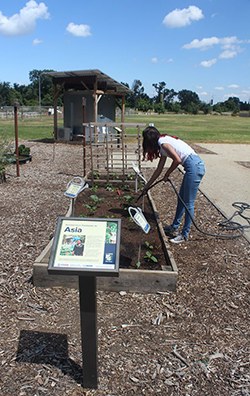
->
xmin=64 ymin=177 xmax=88 ymax=199
xmin=48 ymin=217 xmax=121 ymax=276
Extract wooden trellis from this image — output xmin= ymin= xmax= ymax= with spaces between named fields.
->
xmin=82 ymin=122 xmax=146 ymax=183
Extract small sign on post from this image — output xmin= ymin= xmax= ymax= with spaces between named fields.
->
xmin=64 ymin=177 xmax=88 ymax=217
xmin=48 ymin=217 xmax=121 ymax=388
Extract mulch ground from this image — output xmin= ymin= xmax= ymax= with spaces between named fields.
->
xmin=0 ymin=141 xmax=249 ymax=396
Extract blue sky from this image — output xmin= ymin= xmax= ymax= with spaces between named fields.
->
xmin=0 ymin=0 xmax=249 ymax=104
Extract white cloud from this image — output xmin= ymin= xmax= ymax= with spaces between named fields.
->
xmin=167 ymin=58 xmax=173 ymax=63
xmin=182 ymin=35 xmax=244 ymax=51
xmin=215 ymin=87 xmax=224 ymax=90
xmin=66 ymin=22 xmax=91 ymax=37
xmin=183 ymin=36 xmax=219 ymax=50
xmin=196 ymin=85 xmax=203 ymax=89
xmin=0 ymin=1 xmax=49 ymax=37
xmin=199 ymin=92 xmax=208 ymax=96
xmin=219 ymin=50 xmax=237 ymax=59
xmin=163 ymin=6 xmax=204 ymax=28
xmin=33 ymin=37 xmax=43 ymax=45
xmin=200 ymin=58 xmax=217 ymax=67
xmin=151 ymin=57 xmax=158 ymax=63
xmin=228 ymin=84 xmax=239 ymax=88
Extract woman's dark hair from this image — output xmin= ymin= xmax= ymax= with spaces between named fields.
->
xmin=142 ymin=126 xmax=161 ymax=161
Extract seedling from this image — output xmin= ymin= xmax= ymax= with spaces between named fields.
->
xmin=85 ymin=194 xmax=104 ymax=213
xmin=135 ymin=262 xmax=141 ymax=269
xmin=123 ymin=195 xmax=134 ymax=204
xmin=144 ymin=242 xmax=157 ymax=262
xmin=91 ymin=185 xmax=99 ymax=192
xmin=93 ymin=170 xmax=100 ymax=180
xmin=144 ymin=251 xmax=158 ymax=263
xmin=111 ymin=172 xmax=119 ymax=180
xmin=106 ymin=184 xmax=113 ymax=191
xmin=145 ymin=241 xmax=153 ymax=250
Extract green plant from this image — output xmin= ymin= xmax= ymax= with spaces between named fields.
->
xmin=16 ymin=144 xmax=30 ymax=156
xmin=79 ymin=213 xmax=88 ymax=217
xmin=144 ymin=251 xmax=158 ymax=263
xmin=144 ymin=241 xmax=158 ymax=263
xmin=91 ymin=184 xmax=99 ymax=192
xmin=127 ymin=172 xmax=134 ymax=181
xmin=93 ymin=170 xmax=100 ymax=180
xmin=145 ymin=241 xmax=153 ymax=250
xmin=85 ymin=194 xmax=104 ymax=213
xmin=111 ymin=172 xmax=119 ymax=180
xmin=135 ymin=262 xmax=141 ymax=269
xmin=121 ymin=184 xmax=131 ymax=191
xmin=0 ymin=136 xmax=14 ymax=181
xmin=106 ymin=183 xmax=113 ymax=191
xmin=123 ymin=195 xmax=134 ymax=204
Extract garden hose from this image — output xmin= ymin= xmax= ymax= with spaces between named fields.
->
xmin=137 ymin=177 xmax=250 ymax=239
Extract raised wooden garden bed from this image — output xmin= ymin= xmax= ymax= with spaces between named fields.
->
xmin=33 ymin=180 xmax=178 ymax=292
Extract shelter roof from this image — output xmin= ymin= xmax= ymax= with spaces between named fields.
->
xmin=45 ymin=69 xmax=132 ymax=94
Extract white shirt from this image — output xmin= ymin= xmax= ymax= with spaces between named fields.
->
xmin=158 ymin=135 xmax=195 ymax=164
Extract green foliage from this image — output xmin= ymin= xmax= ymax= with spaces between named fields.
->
xmin=145 ymin=241 xmax=153 ymax=250
xmin=144 ymin=241 xmax=158 ymax=263
xmin=0 ymin=135 xmax=14 ymax=173
xmin=91 ymin=185 xmax=99 ymax=192
xmin=106 ymin=184 xmax=113 ymax=191
xmin=154 ymin=102 xmax=165 ymax=114
xmin=123 ymin=195 xmax=134 ymax=204
xmin=85 ymin=194 xmax=104 ymax=213
xmin=93 ymin=170 xmax=100 ymax=180
xmin=90 ymin=194 xmax=104 ymax=204
xmin=16 ymin=144 xmax=30 ymax=156
xmin=144 ymin=251 xmax=158 ymax=263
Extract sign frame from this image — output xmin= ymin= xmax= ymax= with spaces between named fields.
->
xmin=48 ymin=217 xmax=121 ymax=277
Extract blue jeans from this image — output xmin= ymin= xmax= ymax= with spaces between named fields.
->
xmin=172 ymin=155 xmax=205 ymax=237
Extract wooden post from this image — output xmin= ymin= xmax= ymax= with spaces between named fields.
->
xmin=13 ymin=99 xmax=20 ymax=177
xmin=121 ymin=94 xmax=125 ymax=123
xmin=53 ymin=82 xmax=58 ymax=141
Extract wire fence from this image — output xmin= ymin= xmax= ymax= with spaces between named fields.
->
xmin=0 ymin=106 xmax=63 ymax=120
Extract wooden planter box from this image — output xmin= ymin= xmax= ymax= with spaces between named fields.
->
xmin=33 ymin=189 xmax=178 ymax=293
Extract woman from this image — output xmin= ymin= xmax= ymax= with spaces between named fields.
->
xmin=141 ymin=126 xmax=205 ymax=243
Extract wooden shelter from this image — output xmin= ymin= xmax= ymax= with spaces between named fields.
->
xmin=45 ymin=69 xmax=132 ymax=140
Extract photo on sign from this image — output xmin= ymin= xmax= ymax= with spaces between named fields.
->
xmin=60 ymin=234 xmax=86 ymax=256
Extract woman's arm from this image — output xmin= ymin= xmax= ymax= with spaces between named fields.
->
xmin=161 ymin=143 xmax=182 ymax=181
xmin=142 ymin=155 xmax=166 ymax=193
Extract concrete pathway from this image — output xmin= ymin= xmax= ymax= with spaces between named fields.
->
xmin=198 ymin=144 xmax=250 ymax=242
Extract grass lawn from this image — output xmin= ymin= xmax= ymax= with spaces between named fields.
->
xmin=0 ymin=117 xmax=63 ymax=141
xmin=124 ymin=114 xmax=250 ymax=144
xmin=0 ymin=114 xmax=249 ymax=144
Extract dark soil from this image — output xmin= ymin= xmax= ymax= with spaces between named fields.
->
xmin=74 ymin=184 xmax=166 ymax=271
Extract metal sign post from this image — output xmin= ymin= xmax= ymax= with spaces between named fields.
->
xmin=48 ymin=217 xmax=121 ymax=388
xmin=79 ymin=275 xmax=97 ymax=388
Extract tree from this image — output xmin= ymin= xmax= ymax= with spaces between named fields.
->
xmin=154 ymin=102 xmax=165 ymax=114
xmin=0 ymin=82 xmax=13 ymax=106
xmin=29 ymin=69 xmax=58 ymax=106
xmin=163 ymin=88 xmax=177 ymax=110
xmin=152 ymin=81 xmax=166 ymax=104
xmin=178 ymin=89 xmax=200 ymax=112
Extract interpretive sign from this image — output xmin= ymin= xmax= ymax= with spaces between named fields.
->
xmin=64 ymin=177 xmax=88 ymax=199
xmin=48 ymin=217 xmax=121 ymax=277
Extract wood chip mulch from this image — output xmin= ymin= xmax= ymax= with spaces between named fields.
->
xmin=0 ymin=141 xmax=249 ymax=396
